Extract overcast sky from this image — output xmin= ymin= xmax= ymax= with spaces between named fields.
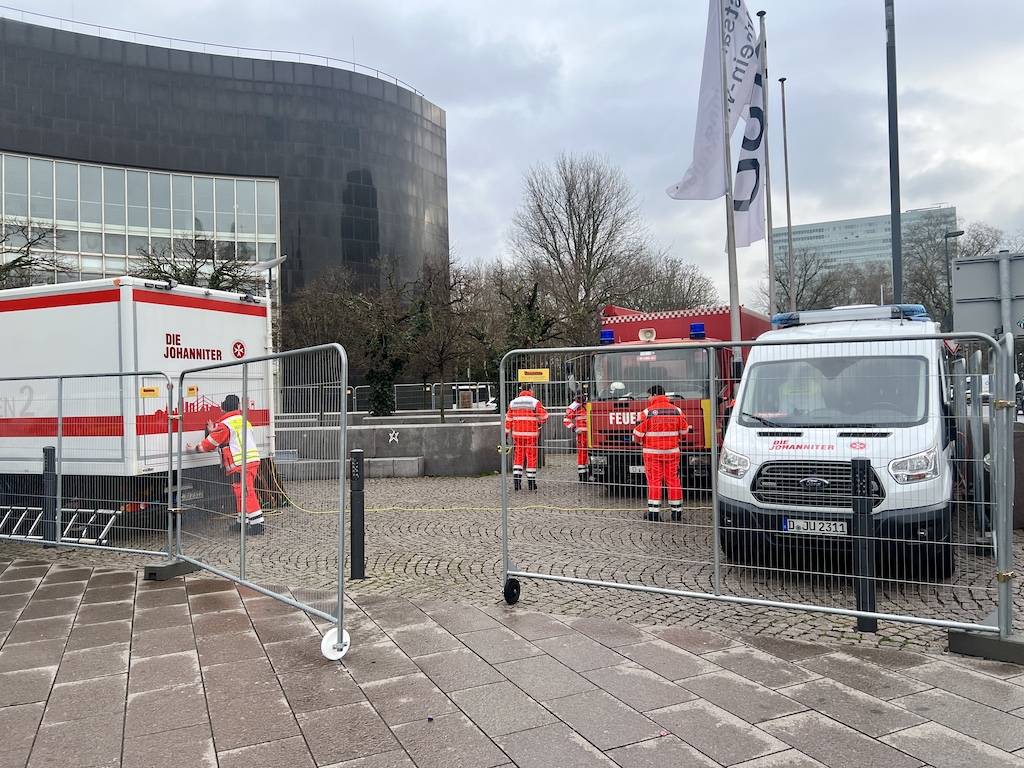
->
xmin=13 ymin=1 xmax=1024 ymax=305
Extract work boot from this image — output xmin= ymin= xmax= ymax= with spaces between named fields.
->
xmin=578 ymin=469 xmax=588 ymax=482
xmin=513 ymin=477 xmax=522 ymax=492
xmin=528 ymin=478 xmax=537 ymax=492
xmin=645 ymin=504 xmax=661 ymax=522
xmin=670 ymin=504 xmax=683 ymax=522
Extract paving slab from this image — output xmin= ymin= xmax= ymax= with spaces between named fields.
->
xmin=4 ymin=527 xmax=1024 ymax=768
xmin=892 ymin=688 xmax=1024 ymax=751
xmin=450 ymin=680 xmax=558 ymax=737
xmin=648 ymin=699 xmax=789 ymax=765
xmin=798 ymin=651 xmax=931 ymax=699
xmin=679 ymin=669 xmax=806 ymax=724
xmin=879 ymin=721 xmax=1024 ymax=768
xmin=581 ymin=661 xmax=695 ymax=712
xmin=904 ymin=659 xmax=1024 ymax=710
xmin=760 ymin=711 xmax=925 ymax=768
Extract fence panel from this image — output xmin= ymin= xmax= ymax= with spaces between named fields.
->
xmin=0 ymin=371 xmax=174 ymax=556
xmin=498 ymin=332 xmax=1015 ymax=636
xmin=174 ymin=344 xmax=350 ymax=658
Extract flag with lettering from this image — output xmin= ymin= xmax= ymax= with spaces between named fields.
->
xmin=667 ymin=0 xmax=759 ymax=200
xmin=734 ymin=36 xmax=765 ymax=247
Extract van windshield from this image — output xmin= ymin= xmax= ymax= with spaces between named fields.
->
xmin=736 ymin=356 xmax=929 ymax=428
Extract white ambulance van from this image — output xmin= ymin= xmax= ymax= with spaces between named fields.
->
xmin=717 ymin=304 xmax=956 ymax=577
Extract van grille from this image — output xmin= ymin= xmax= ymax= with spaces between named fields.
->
xmin=751 ymin=461 xmax=885 ymax=508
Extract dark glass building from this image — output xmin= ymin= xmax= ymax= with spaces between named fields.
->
xmin=0 ymin=17 xmax=448 ymax=299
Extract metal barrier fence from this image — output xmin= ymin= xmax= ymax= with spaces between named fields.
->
xmin=173 ymin=344 xmax=350 ymax=659
xmin=279 ymin=381 xmax=495 ymax=414
xmin=0 ymin=345 xmax=352 ymax=659
xmin=0 ymin=370 xmax=175 ymax=557
xmin=498 ymin=330 xmax=1017 ymax=639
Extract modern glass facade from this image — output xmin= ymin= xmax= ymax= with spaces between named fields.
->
xmin=772 ymin=206 xmax=958 ymax=271
xmin=1 ymin=152 xmax=280 ymax=282
xmin=0 ymin=16 xmax=448 ymax=299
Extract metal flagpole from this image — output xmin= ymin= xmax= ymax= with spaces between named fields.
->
xmin=780 ymin=76 xmax=796 ymax=312
xmin=885 ymin=0 xmax=903 ymax=303
xmin=719 ymin=0 xmax=741 ymax=344
xmin=757 ymin=11 xmax=775 ymax=316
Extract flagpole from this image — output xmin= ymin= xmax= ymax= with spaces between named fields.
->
xmin=780 ymin=76 xmax=796 ymax=312
xmin=757 ymin=10 xmax=775 ymax=317
xmin=719 ymin=0 xmax=741 ymax=344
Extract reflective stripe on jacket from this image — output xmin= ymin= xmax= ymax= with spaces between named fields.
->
xmin=198 ymin=410 xmax=260 ymax=472
xmin=505 ymin=391 xmax=548 ymax=440
xmin=563 ymin=400 xmax=587 ymax=434
xmin=632 ymin=395 xmax=688 ymax=456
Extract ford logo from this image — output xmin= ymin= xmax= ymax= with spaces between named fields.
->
xmin=800 ymin=477 xmax=830 ymax=490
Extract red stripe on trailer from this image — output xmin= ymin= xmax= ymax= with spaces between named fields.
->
xmin=0 ymin=416 xmax=125 ymax=437
xmin=135 ymin=408 xmax=272 ymax=436
xmin=132 ymin=289 xmax=267 ymax=318
xmin=0 ymin=288 xmax=120 ymax=313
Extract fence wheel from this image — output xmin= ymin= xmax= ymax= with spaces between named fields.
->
xmin=320 ymin=626 xmax=351 ymax=660
xmin=503 ymin=578 xmax=521 ymax=605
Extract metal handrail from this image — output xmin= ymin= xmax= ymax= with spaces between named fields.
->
xmin=0 ymin=4 xmax=424 ymax=96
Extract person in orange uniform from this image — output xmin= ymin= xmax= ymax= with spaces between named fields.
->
xmin=187 ymin=394 xmax=265 ymax=534
xmin=505 ymin=386 xmax=549 ymax=491
xmin=563 ymin=392 xmax=589 ymax=482
xmin=632 ymin=384 xmax=688 ymax=522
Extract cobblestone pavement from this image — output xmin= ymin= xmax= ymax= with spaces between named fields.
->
xmin=5 ymin=460 xmax=1022 ymax=657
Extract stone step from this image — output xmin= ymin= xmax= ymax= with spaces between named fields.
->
xmin=275 ymin=456 xmax=424 ymax=480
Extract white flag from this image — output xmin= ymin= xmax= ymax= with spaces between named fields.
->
xmin=667 ymin=0 xmax=759 ymax=200
xmin=734 ymin=37 xmax=765 ymax=248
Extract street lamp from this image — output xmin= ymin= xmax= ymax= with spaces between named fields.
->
xmin=943 ymin=230 xmax=964 ymax=331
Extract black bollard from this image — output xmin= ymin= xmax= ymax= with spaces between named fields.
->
xmin=350 ymin=449 xmax=365 ymax=579
xmin=851 ymin=457 xmax=877 ymax=632
xmin=42 ymin=446 xmax=57 ymax=548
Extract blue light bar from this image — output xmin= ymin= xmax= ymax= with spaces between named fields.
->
xmin=772 ymin=304 xmax=930 ymax=327
xmin=689 ymin=322 xmax=706 ymax=340
xmin=599 ymin=329 xmax=615 ymax=345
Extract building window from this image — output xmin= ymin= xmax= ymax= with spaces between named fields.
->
xmin=0 ymin=151 xmax=281 ymax=283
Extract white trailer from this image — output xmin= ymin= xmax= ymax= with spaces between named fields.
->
xmin=0 ymin=277 xmax=272 ymax=538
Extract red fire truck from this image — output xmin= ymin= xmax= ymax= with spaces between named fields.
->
xmin=582 ymin=305 xmax=770 ymax=489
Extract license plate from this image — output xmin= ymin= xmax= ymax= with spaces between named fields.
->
xmin=628 ymin=465 xmax=645 ymax=474
xmin=782 ymin=518 xmax=848 ymax=535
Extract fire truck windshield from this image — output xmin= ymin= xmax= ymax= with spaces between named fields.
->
xmin=592 ymin=347 xmax=710 ymax=400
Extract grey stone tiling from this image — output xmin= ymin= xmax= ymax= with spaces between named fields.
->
xmin=2 ymin=552 xmax=1024 ymax=767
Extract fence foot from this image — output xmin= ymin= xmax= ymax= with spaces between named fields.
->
xmin=948 ymin=627 xmax=1024 ymax=665
xmin=144 ymin=559 xmax=201 ymax=581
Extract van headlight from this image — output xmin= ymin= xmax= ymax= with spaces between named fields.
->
xmin=719 ymin=447 xmax=750 ymax=478
xmin=889 ymin=446 xmax=938 ymax=484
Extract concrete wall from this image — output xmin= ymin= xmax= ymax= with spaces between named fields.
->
xmin=275 ymin=420 xmax=503 ymax=477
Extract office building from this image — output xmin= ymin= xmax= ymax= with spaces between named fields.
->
xmin=0 ymin=14 xmax=449 ymax=299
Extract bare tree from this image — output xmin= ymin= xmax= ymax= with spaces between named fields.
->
xmin=844 ymin=261 xmax=894 ymax=305
xmin=280 ymin=267 xmax=355 ymax=351
xmin=627 ymin=256 xmax=720 ymax=311
xmin=129 ymin=237 xmax=263 ymax=293
xmin=506 ymin=152 xmax=666 ymax=346
xmin=281 ymin=257 xmax=417 ymax=416
xmin=771 ymin=248 xmax=852 ymax=311
xmin=407 ymin=255 xmax=485 ymax=421
xmin=0 ymin=218 xmax=72 ymax=288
